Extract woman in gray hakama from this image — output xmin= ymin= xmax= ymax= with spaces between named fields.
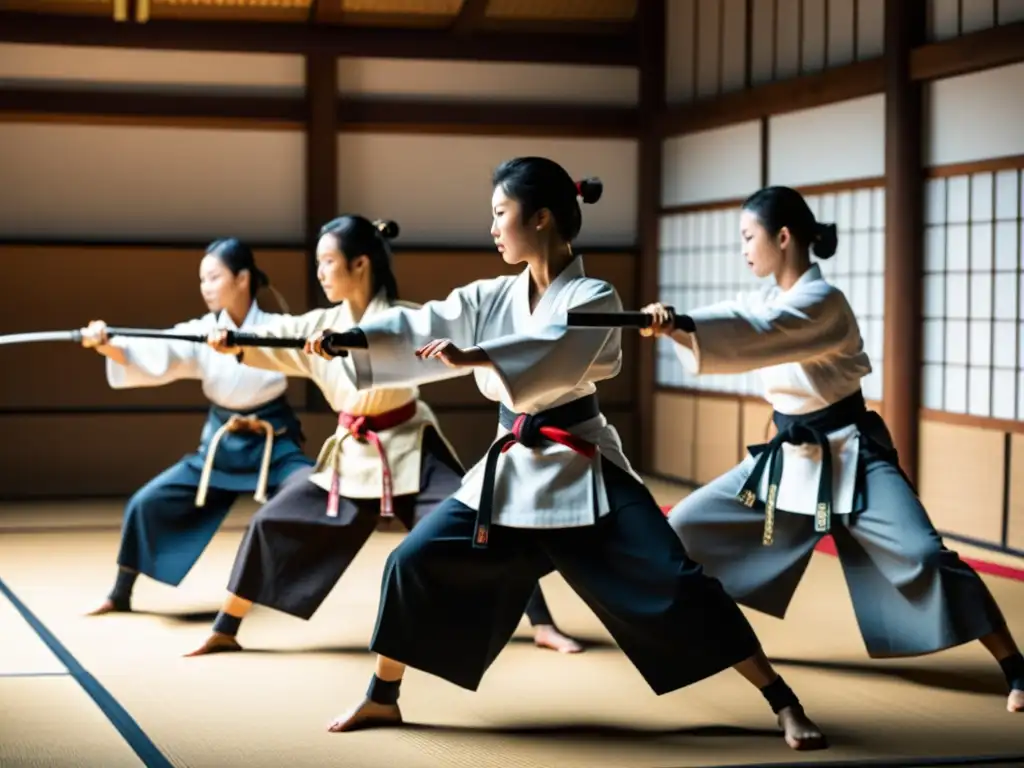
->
xmin=645 ymin=185 xmax=1024 ymax=713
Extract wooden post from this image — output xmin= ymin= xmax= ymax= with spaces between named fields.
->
xmin=635 ymin=0 xmax=666 ymax=471
xmin=304 ymin=52 xmax=338 ymax=412
xmin=882 ymin=0 xmax=927 ymax=484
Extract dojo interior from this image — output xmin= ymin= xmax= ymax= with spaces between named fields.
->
xmin=2 ymin=1 xmax=1024 ymax=766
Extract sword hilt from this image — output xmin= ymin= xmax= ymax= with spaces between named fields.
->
xmin=566 ymin=307 xmax=694 ymax=332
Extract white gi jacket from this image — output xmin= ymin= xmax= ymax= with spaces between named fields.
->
xmin=342 ymin=256 xmax=640 ymax=529
xmin=673 ymin=263 xmax=872 ymax=516
xmin=239 ymin=290 xmax=454 ymax=500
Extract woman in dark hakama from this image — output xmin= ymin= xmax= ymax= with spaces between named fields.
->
xmin=192 ymin=215 xmax=579 ymax=656
xmin=645 ymin=185 xmax=1024 ymax=713
xmin=304 ymin=160 xmax=827 ymax=751
xmin=81 ymin=239 xmax=314 ymax=616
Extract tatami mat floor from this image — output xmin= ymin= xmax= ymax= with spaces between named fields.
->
xmin=2 ymin=480 xmax=1024 ymax=768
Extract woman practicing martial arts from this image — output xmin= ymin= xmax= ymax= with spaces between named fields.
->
xmin=299 ymin=158 xmax=827 ymax=751
xmin=81 ymin=238 xmax=314 ymax=616
xmin=197 ymin=215 xmax=581 ymax=656
xmin=643 ymin=185 xmax=1024 ymax=714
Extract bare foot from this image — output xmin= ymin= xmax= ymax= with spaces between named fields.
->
xmin=777 ymin=705 xmax=827 ymax=751
xmin=533 ymin=625 xmax=584 ymax=654
xmin=184 ymin=632 xmax=243 ymax=657
xmin=1008 ymin=689 xmax=1024 ymax=712
xmin=86 ymin=599 xmax=129 ymax=616
xmin=327 ymin=698 xmax=402 ymax=733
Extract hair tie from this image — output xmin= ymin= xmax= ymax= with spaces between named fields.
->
xmin=575 ymin=181 xmax=582 ymax=197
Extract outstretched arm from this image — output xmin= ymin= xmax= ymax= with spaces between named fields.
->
xmin=341 ymin=282 xmax=487 ymax=390
xmin=98 ymin=319 xmax=205 ymax=390
xmin=666 ymin=285 xmax=851 ymax=375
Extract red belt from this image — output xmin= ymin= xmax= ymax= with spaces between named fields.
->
xmin=327 ymin=399 xmax=418 ymax=518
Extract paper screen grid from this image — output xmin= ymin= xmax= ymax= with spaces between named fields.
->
xmin=655 ymin=185 xmax=886 ymax=402
xmin=922 ymin=169 xmax=1024 ymax=419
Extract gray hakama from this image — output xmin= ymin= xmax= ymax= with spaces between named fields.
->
xmin=668 ymin=390 xmax=1007 ymax=658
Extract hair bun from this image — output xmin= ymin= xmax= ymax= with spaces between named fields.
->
xmin=812 ymin=222 xmax=839 ymax=260
xmin=576 ymin=177 xmax=603 ymax=205
xmin=374 ymin=219 xmax=400 ymax=240
xmin=253 ymin=267 xmax=270 ymax=288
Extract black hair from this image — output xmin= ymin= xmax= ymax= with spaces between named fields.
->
xmin=206 ymin=238 xmax=268 ymax=299
xmin=741 ymin=186 xmax=838 ymax=260
xmin=318 ymin=215 xmax=401 ymax=302
xmin=492 ymin=156 xmax=603 ymax=243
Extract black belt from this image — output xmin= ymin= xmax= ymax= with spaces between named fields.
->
xmin=474 ymin=394 xmax=601 ymax=549
xmin=736 ymin=390 xmax=866 ymax=545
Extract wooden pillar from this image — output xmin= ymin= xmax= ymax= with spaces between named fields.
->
xmin=635 ymin=0 xmax=666 ymax=471
xmin=304 ymin=51 xmax=337 ymax=412
xmin=882 ymin=0 xmax=926 ymax=484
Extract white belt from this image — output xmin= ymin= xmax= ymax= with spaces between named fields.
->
xmin=194 ymin=415 xmax=284 ymax=507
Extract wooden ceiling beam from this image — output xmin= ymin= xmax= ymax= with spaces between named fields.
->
xmin=0 ymin=10 xmax=638 ymax=66
xmin=910 ymin=20 xmax=1024 ymax=81
xmin=659 ymin=58 xmax=885 ymax=136
xmin=0 ymin=87 xmax=306 ymax=126
xmin=0 ymin=86 xmax=637 ymax=138
xmin=338 ymin=98 xmax=637 ymax=137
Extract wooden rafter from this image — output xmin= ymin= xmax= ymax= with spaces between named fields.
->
xmin=0 ymin=86 xmax=637 ymax=138
xmin=0 ymin=9 xmax=637 ymax=66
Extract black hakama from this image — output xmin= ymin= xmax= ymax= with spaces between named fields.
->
xmin=368 ymin=398 xmax=761 ymax=694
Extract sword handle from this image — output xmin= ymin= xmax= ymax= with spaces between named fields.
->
xmin=224 ymin=331 xmax=307 ymax=349
xmin=321 ymin=329 xmax=368 ymax=358
xmin=566 ymin=307 xmax=695 ymax=332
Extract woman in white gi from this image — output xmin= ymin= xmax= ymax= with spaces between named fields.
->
xmin=644 ymin=185 xmax=1024 ymax=714
xmin=196 ymin=215 xmax=579 ymax=656
xmin=81 ymin=238 xmax=314 ymax=616
xmin=300 ymin=158 xmax=827 ymax=751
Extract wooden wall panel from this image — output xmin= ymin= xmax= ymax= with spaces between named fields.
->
xmin=0 ymin=245 xmax=309 ymax=409
xmin=335 ymin=133 xmax=638 ymax=249
xmin=652 ymin=391 xmax=697 ymax=480
xmin=1009 ymin=432 xmax=1024 ymax=550
xmin=694 ymin=397 xmax=741 ymax=484
xmin=740 ymin=399 xmax=774 ymax=457
xmin=0 ymin=42 xmax=305 ymax=96
xmin=0 ymin=123 xmax=306 ymax=242
xmin=917 ymin=419 xmax=1005 ymax=543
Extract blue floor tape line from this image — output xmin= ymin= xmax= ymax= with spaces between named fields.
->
xmin=0 ymin=671 xmax=71 ymax=678
xmin=0 ymin=576 xmax=176 ymax=768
